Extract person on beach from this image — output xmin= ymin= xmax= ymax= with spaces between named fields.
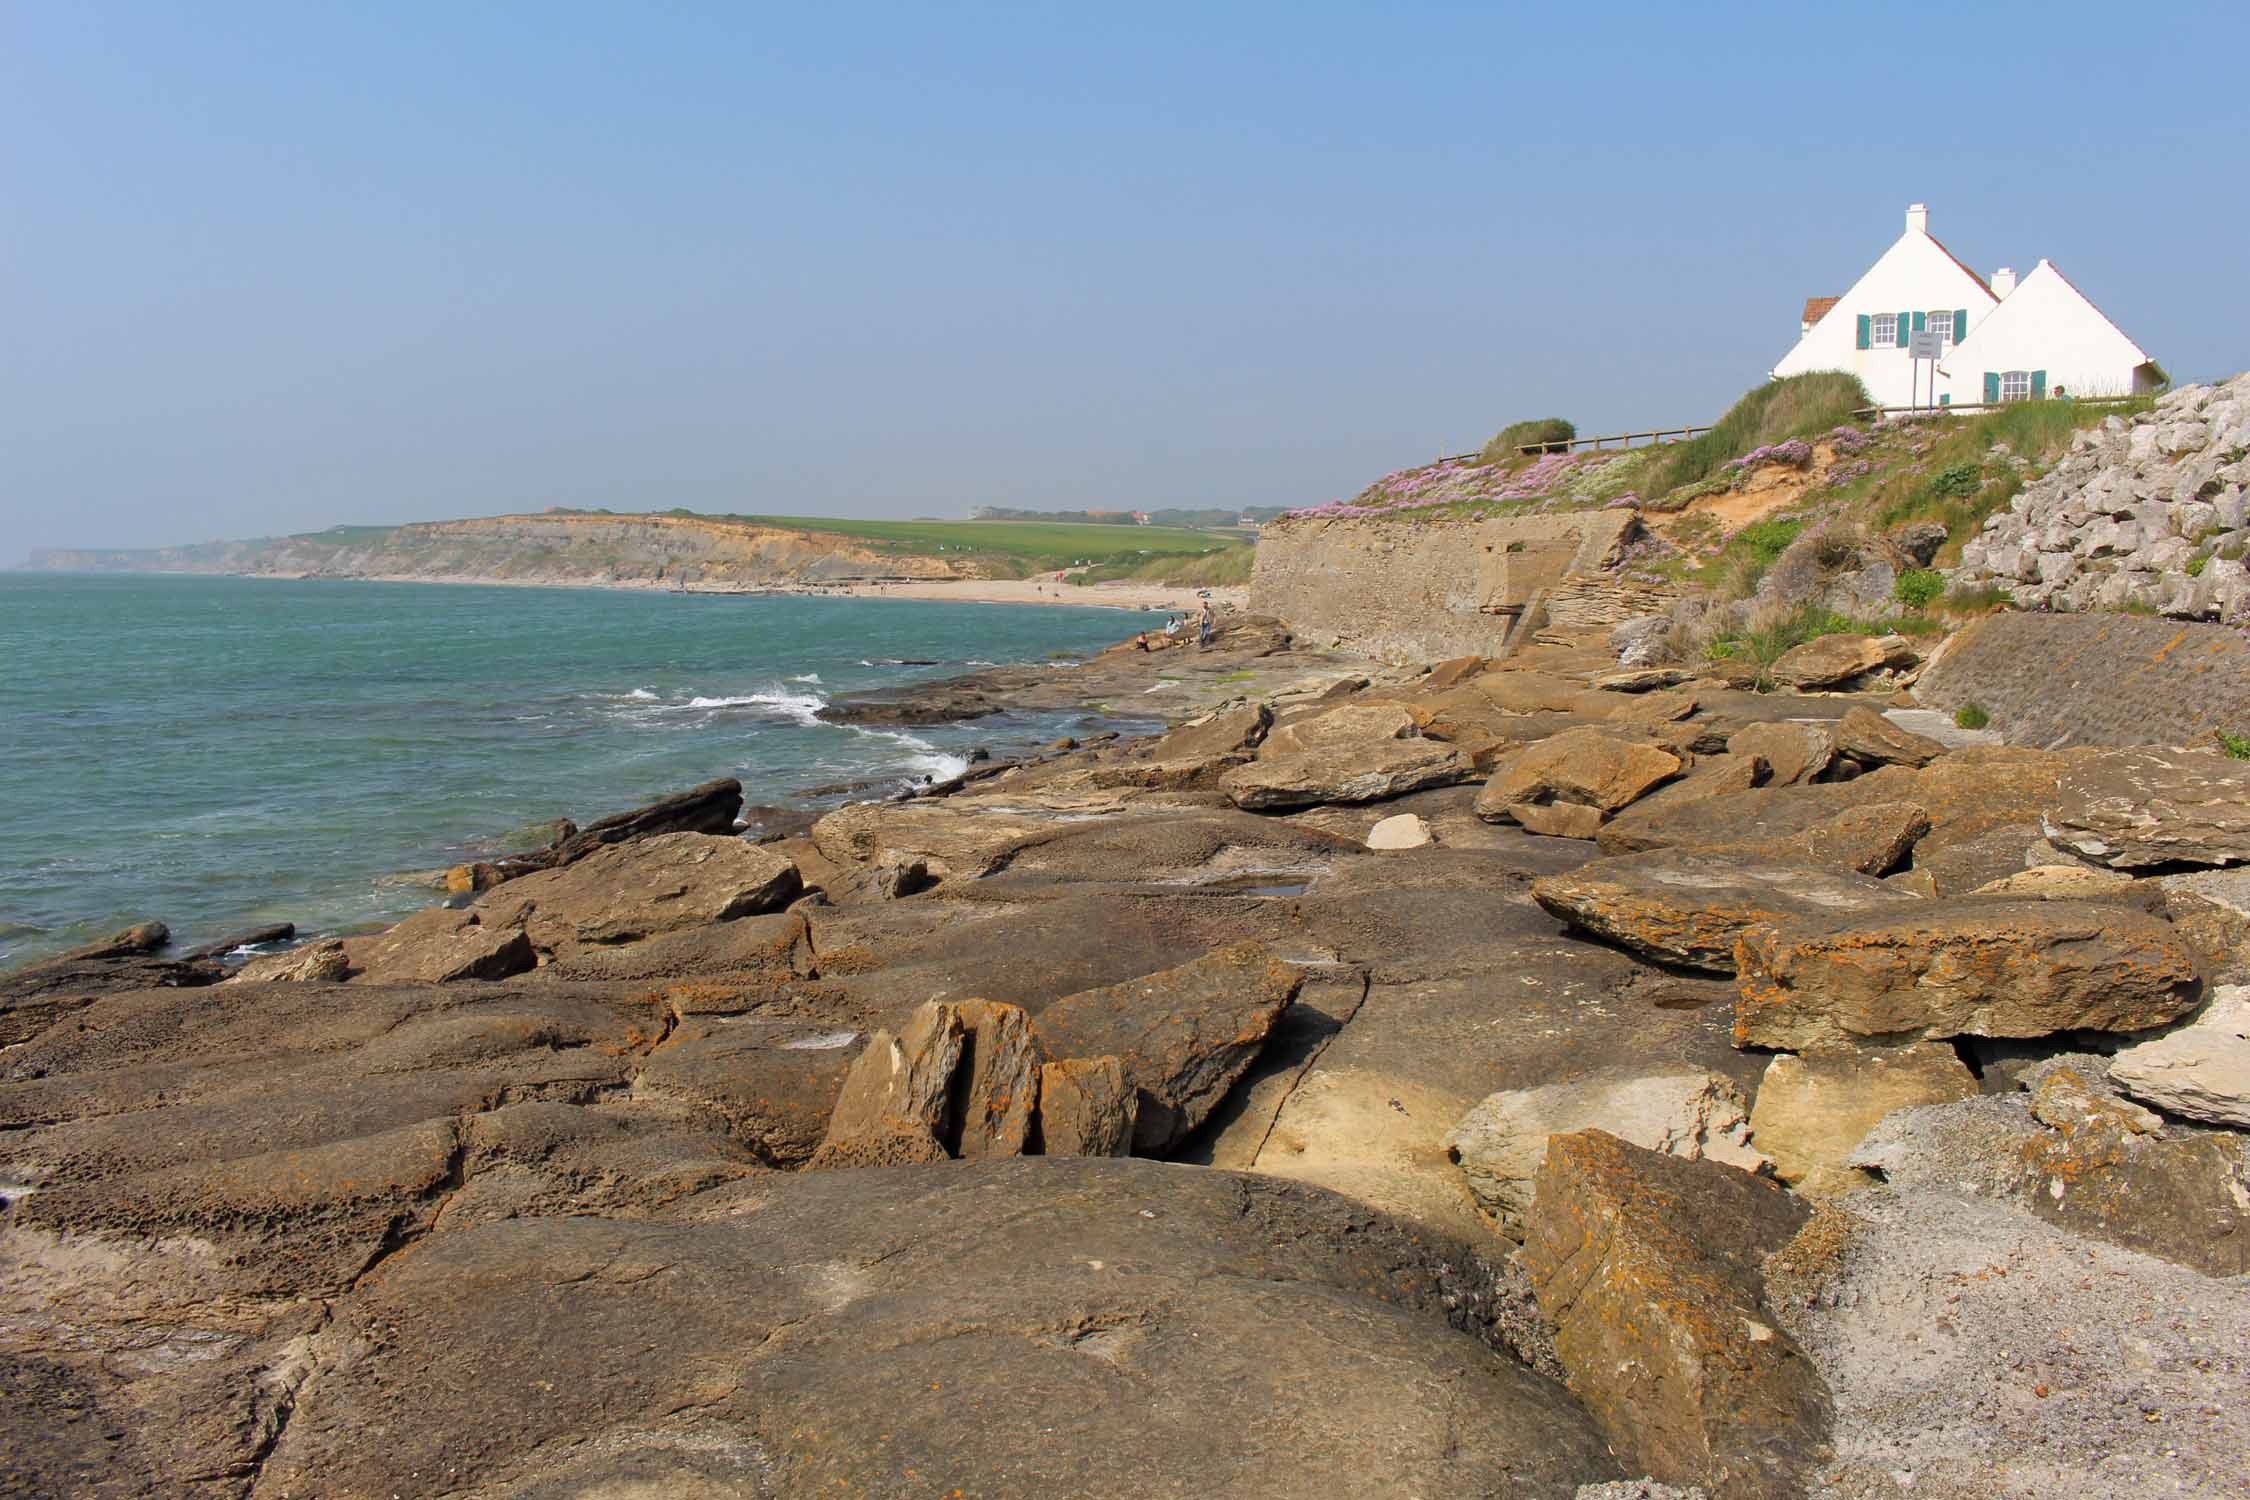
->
xmin=1134 ymin=632 xmax=1151 ymax=652
xmin=1197 ymin=601 xmax=1214 ymax=650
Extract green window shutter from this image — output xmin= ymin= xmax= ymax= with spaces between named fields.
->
xmin=2031 ymin=370 xmax=2047 ymax=400
xmin=1983 ymin=372 xmax=2000 ymax=404
xmin=1954 ymin=307 xmax=1969 ymax=342
xmin=1939 ymin=394 xmax=1951 ymax=407
xmin=1912 ymin=311 xmax=1926 ymax=334
xmin=1856 ymin=315 xmax=1871 ymax=350
xmin=1898 ymin=311 xmax=1910 ymax=344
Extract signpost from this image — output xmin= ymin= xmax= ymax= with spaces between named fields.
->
xmin=1907 ymin=329 xmax=1943 ymax=410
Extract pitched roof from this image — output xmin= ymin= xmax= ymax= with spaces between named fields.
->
xmin=1801 ymin=296 xmax=1841 ymax=326
xmin=1926 ymin=233 xmax=1994 ymax=297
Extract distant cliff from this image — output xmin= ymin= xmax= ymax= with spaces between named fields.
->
xmin=20 ymin=513 xmax=981 ymax=589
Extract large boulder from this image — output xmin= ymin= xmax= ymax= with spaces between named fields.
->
xmin=1531 ymin=850 xmax=1923 ymax=973
xmin=1522 ymin=1131 xmax=1832 ymax=1500
xmin=1034 ymin=943 xmax=1302 ymax=1153
xmin=1734 ymin=899 xmax=2205 ymax=1051
xmin=1152 ymin=700 xmax=1273 ymax=762
xmin=1768 ymin=633 xmax=1915 ymax=690
xmin=1219 ymin=739 xmax=1472 ymax=811
xmin=477 ymin=831 xmax=802 ymax=950
xmin=1443 ymin=1071 xmax=1764 ymax=1240
xmin=1475 ymin=728 xmax=1681 ymax=832
xmin=1725 ymin=721 xmax=1835 ymax=786
xmin=953 ymin=999 xmax=1042 ymax=1158
xmin=2108 ymin=985 xmax=2250 ymax=1127
xmin=2042 ymin=747 xmax=2250 ymax=868
xmin=1260 ymin=701 xmax=1416 ymax=757
xmin=809 ymin=801 xmax=1052 ymax=877
xmin=1746 ymin=1043 xmax=1979 ymax=1195
xmin=1035 ymin=1056 xmax=1138 ymax=1156
xmin=529 ymin=776 xmax=745 ymax=868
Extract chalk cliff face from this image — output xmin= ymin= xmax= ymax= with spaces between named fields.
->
xmin=1248 ymin=509 xmax=1661 ymax=662
xmin=20 ymin=512 xmax=981 ymax=587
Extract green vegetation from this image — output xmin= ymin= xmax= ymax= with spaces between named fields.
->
xmin=1944 ymin=582 xmax=2015 ymax=612
xmin=1644 ymin=372 xmax=1870 ymax=494
xmin=1893 ymin=569 xmax=1945 ymax=608
xmin=1066 ymin=542 xmax=1256 ymax=589
xmin=1926 ymin=461 xmax=1983 ymax=500
xmin=1477 ymin=417 xmax=1575 ymax=464
xmin=1713 ymin=515 xmax=1808 ymax=594
xmin=1955 ymin=703 xmax=1991 ymax=730
xmin=2217 ymin=730 xmax=2250 ymax=760
xmin=1700 ymin=601 xmax=1877 ymax=690
xmin=1870 ymin=396 xmax=2156 ymax=557
xmin=2187 ymin=552 xmax=2211 ymax=578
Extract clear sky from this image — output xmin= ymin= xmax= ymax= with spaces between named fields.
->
xmin=5 ymin=2 xmax=2247 ymax=555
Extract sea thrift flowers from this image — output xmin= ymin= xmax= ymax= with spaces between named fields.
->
xmin=1720 ymin=439 xmax=1814 ymax=474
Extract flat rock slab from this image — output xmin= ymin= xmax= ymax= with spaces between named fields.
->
xmin=1734 ymin=898 xmax=2205 ymax=1051
xmin=2109 ymin=985 xmax=2250 ymax=1127
xmin=1532 ymin=850 xmax=1923 ymax=973
xmin=1220 ymin=737 xmax=1471 ymax=811
xmin=1523 ymin=1130 xmax=1831 ymax=1500
xmin=1769 ymin=633 xmax=1915 ymax=690
xmin=344 ymin=904 xmax=535 ymax=983
xmin=1829 ymin=705 xmax=1945 ymax=769
xmin=1477 ymin=727 xmax=1682 ymax=827
xmin=2043 ymin=746 xmax=2250 ymax=868
xmin=477 ymin=831 xmax=801 ymax=950
xmin=241 ymin=1160 xmax=1622 ymax=1500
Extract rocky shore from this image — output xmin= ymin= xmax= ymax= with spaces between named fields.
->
xmin=5 ymin=611 xmax=2248 ymax=1498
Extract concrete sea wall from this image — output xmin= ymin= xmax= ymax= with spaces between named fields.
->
xmin=1916 ymin=611 xmax=2250 ymax=748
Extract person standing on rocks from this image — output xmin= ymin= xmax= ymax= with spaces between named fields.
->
xmin=1198 ymin=600 xmax=1215 ymax=650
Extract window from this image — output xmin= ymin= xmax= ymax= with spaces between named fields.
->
xmin=1871 ymin=313 xmax=1899 ymax=349
xmin=1927 ymin=309 xmax=1954 ymax=347
xmin=2000 ymin=370 xmax=2031 ymax=402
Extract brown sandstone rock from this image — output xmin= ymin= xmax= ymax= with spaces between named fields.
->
xmin=1260 ymin=701 xmax=1416 ymax=757
xmin=479 ymin=831 xmax=801 ymax=951
xmin=1532 ymin=851 xmax=1922 ymax=973
xmin=952 ymin=999 xmax=1041 ymax=1159
xmin=1523 ymin=1131 xmax=1832 ymax=1500
xmin=1475 ymin=728 xmax=1681 ymax=828
xmin=2043 ymin=747 xmax=2250 ymax=869
xmin=1153 ymin=700 xmax=1273 ymax=761
xmin=1443 ymin=1071 xmax=1764 ymax=1239
xmin=809 ymin=801 xmax=1051 ymax=877
xmin=1747 ymin=1043 xmax=1979 ymax=1195
xmin=1733 ymin=899 xmax=2205 ymax=1051
xmin=1219 ymin=739 xmax=1471 ymax=811
xmin=1725 ymin=721 xmax=1836 ymax=786
xmin=808 ymin=1002 xmax=965 ymax=1170
xmin=1970 ymin=864 xmax=2142 ymax=901
xmin=1035 ymin=1056 xmax=1138 ymax=1156
xmin=1712 ymin=800 xmax=1931 ymax=876
xmin=226 ymin=940 xmax=352 ymax=983
xmin=1768 ymin=633 xmax=1915 ymax=690
xmin=2108 ymin=986 xmax=2250 ymax=1128
xmin=1035 ymin=943 xmax=1302 ymax=1154
xmin=1828 ymin=706 xmax=1945 ymax=769
xmin=345 ymin=905 xmax=535 ymax=984
xmin=1419 ymin=654 xmax=1488 ymax=692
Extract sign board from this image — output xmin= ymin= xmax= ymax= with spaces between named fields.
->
xmin=1908 ymin=330 xmax=1943 ymax=359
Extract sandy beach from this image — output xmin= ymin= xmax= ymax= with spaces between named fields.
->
xmin=322 ymin=570 xmax=1251 ymax=613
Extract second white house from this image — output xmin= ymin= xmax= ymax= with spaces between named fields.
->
xmin=1772 ymin=204 xmax=2163 ymax=408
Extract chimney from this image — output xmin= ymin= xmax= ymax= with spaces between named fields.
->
xmin=1992 ymin=266 xmax=2017 ymax=298
xmin=1905 ymin=203 xmax=1929 ymax=234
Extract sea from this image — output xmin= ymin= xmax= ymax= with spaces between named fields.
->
xmin=0 ymin=573 xmax=1160 ymax=968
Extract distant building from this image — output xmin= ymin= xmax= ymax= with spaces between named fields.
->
xmin=1131 ymin=511 xmax=1153 ymax=526
xmin=1772 ymin=204 xmax=2163 ymax=408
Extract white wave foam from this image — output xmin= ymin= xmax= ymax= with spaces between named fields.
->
xmin=627 ymin=687 xmax=658 ymax=700
xmin=789 ymin=673 xmax=821 ymax=684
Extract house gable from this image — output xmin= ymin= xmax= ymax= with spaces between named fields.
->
xmin=1771 ymin=205 xmax=2000 ymax=405
xmin=1940 ymin=260 xmax=2157 ymax=403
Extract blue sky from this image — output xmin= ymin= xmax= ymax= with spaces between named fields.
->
xmin=4 ymin=2 xmax=2246 ymax=554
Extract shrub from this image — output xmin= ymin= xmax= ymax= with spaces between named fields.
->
xmin=1646 ymin=372 xmax=1870 ymax=495
xmin=1928 ymin=461 xmax=1983 ymax=500
xmin=2186 ymin=553 xmax=2211 ymax=578
xmin=1944 ymin=583 xmax=2015 ymax=612
xmin=2218 ymin=730 xmax=2250 ymax=760
xmin=1955 ymin=703 xmax=1991 ymax=730
xmin=1478 ymin=418 xmax=1576 ymax=464
xmin=1893 ymin=569 xmax=1945 ymax=608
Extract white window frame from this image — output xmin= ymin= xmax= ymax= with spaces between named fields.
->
xmin=2000 ymin=370 xmax=2031 ymax=402
xmin=1927 ymin=309 xmax=1954 ymax=347
xmin=1871 ymin=313 xmax=1899 ymax=349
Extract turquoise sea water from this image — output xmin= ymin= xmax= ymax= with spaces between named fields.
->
xmin=0 ymin=574 xmax=1155 ymax=967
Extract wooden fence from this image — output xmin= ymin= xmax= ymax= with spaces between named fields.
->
xmin=1515 ymin=424 xmax=1713 ymax=457
xmin=1852 ymin=394 xmax=2145 ymax=419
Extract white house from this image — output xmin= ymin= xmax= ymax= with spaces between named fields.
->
xmin=1771 ymin=204 xmax=2162 ymax=408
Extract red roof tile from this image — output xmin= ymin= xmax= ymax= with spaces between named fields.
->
xmin=1801 ymin=296 xmax=1841 ymax=326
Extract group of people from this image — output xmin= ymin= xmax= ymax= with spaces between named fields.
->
xmin=1134 ymin=599 xmax=1217 ymax=653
